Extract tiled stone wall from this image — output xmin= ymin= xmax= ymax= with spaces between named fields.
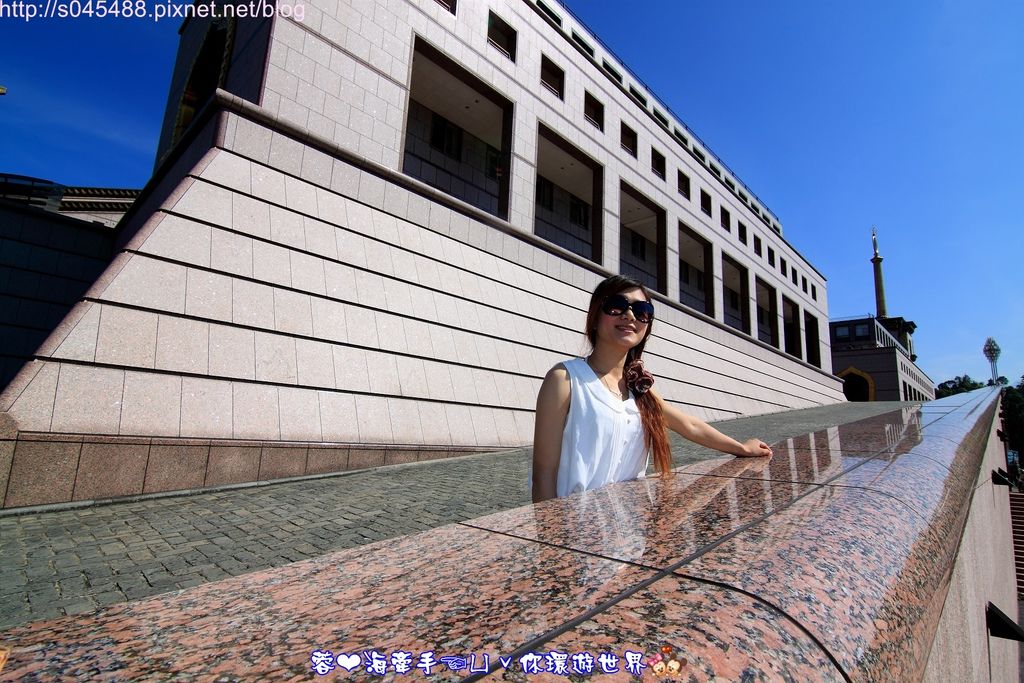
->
xmin=0 ymin=0 xmax=850 ymax=508
xmin=0 ymin=97 xmax=845 ymax=508
xmin=259 ymin=0 xmax=830 ymax=367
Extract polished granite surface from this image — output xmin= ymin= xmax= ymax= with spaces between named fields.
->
xmin=0 ymin=389 xmax=1002 ymax=681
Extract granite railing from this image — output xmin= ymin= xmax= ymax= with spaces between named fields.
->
xmin=0 ymin=388 xmax=1014 ymax=681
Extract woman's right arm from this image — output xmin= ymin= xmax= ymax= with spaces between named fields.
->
xmin=532 ymin=364 xmax=571 ymax=503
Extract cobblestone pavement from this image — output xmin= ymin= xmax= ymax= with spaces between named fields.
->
xmin=0 ymin=401 xmax=912 ymax=630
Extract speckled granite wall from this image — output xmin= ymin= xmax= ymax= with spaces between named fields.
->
xmin=0 ymin=389 xmax=1010 ymax=681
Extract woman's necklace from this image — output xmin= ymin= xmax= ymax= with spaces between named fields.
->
xmin=588 ymin=357 xmax=625 ymax=400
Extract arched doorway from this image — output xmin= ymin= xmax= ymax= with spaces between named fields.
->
xmin=837 ymin=367 xmax=875 ymax=402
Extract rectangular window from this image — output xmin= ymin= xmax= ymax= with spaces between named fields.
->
xmin=584 ymin=92 xmax=604 ymax=131
xmin=435 ymin=0 xmax=455 ymax=13
xmin=572 ymin=31 xmax=594 ymax=57
xmin=677 ymin=170 xmax=690 ymax=199
xmin=738 ymin=222 xmax=747 ymax=245
xmin=802 ymin=276 xmax=808 ymax=293
xmin=536 ymin=176 xmax=553 ymax=211
xmin=540 ymin=55 xmax=564 ymax=99
xmin=673 ymin=128 xmax=688 ymax=146
xmin=487 ymin=11 xmax=517 ymax=61
xmin=780 ymin=256 xmax=788 ymax=277
xmin=536 ymin=0 xmax=561 ymax=26
xmin=811 ymin=284 xmax=817 ymax=300
xmin=700 ymin=190 xmax=712 ymax=216
xmin=791 ymin=267 xmax=798 ymax=285
xmin=602 ymin=60 xmax=622 ymax=83
xmin=651 ymin=148 xmax=665 ymax=179
xmin=753 ymin=235 xmax=762 ymax=256
xmin=835 ymin=326 xmax=850 ymax=338
xmin=630 ymin=231 xmax=646 ymax=260
xmin=620 ymin=122 xmax=637 ymax=157
xmin=569 ymin=195 xmax=589 ymax=228
xmin=720 ymin=207 xmax=731 ymax=232
xmin=767 ymin=248 xmax=775 ymax=267
xmin=430 ymin=112 xmax=462 ymax=160
xmin=628 ymin=85 xmax=647 ymax=106
xmin=485 ymin=146 xmax=500 ymax=180
xmin=653 ymin=109 xmax=669 ymax=127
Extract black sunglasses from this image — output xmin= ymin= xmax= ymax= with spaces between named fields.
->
xmin=601 ymin=294 xmax=655 ymax=324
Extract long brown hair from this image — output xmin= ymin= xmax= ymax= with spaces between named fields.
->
xmin=584 ymin=275 xmax=672 ymax=477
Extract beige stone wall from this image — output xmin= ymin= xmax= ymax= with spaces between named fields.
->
xmin=922 ymin=400 xmax=1018 ymax=682
xmin=259 ymin=0 xmax=833 ymax=369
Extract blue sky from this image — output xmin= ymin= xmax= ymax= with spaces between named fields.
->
xmin=1 ymin=1 xmax=1021 ymax=387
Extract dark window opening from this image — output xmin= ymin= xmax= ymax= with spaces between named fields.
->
xmin=172 ymin=21 xmax=229 ymax=148
xmin=434 ymin=0 xmax=455 ymax=14
xmin=738 ymin=222 xmax=747 ymax=245
xmin=679 ymin=223 xmax=712 ymax=316
xmin=700 ymin=190 xmax=712 ymax=216
xmin=602 ymin=60 xmax=622 ymax=83
xmin=651 ymin=148 xmax=665 ymax=179
xmin=720 ymin=207 xmax=731 ymax=232
xmin=783 ymin=297 xmax=802 ymax=359
xmin=802 ymin=276 xmax=808 ymax=293
xmin=677 ymin=170 xmax=690 ymax=199
xmin=540 ymin=55 xmax=564 ymax=99
xmin=569 ymin=195 xmax=589 ymax=228
xmin=430 ymin=112 xmax=463 ymax=161
xmin=536 ymin=176 xmax=554 ymax=211
xmin=487 ymin=11 xmax=517 ymax=61
xmin=403 ymin=39 xmax=513 ymax=220
xmin=536 ymin=0 xmax=561 ymax=26
xmin=753 ymin=235 xmax=761 ymax=256
xmin=584 ymin=92 xmax=604 ymax=131
xmin=620 ymin=182 xmax=665 ymax=293
xmin=811 ymin=284 xmax=817 ymax=300
xmin=767 ymin=247 xmax=775 ymax=267
xmin=721 ymin=254 xmax=750 ymax=334
xmin=628 ymin=85 xmax=647 ymax=106
xmin=485 ymin=146 xmax=499 ymax=180
xmin=755 ymin=278 xmax=778 ymax=347
xmin=804 ymin=312 xmax=821 ymax=368
xmin=533 ymin=124 xmax=603 ymax=263
xmin=630 ymin=231 xmax=646 ymax=260
xmin=572 ymin=31 xmax=594 ymax=56
xmin=780 ymin=256 xmax=788 ymax=277
xmin=621 ymin=122 xmax=637 ymax=157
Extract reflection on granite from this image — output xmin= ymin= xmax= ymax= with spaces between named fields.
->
xmin=0 ymin=390 xmax=1001 ymax=681
xmin=496 ymin=575 xmax=842 ymax=682
xmin=679 ymin=486 xmax=952 ymax=681
xmin=466 ymin=457 xmax=816 ymax=569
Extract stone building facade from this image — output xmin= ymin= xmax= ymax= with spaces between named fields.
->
xmin=0 ymin=0 xmax=843 ymax=508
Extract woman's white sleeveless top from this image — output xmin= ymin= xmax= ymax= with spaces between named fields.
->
xmin=555 ymin=357 xmax=649 ymax=498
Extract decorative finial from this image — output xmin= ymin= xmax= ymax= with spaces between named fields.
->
xmin=871 ymin=226 xmax=879 ymax=257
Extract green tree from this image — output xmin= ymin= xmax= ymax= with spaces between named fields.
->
xmin=935 ymin=374 xmax=985 ymax=399
xmin=1002 ymin=380 xmax=1023 ymax=460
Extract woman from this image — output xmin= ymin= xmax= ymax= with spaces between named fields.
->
xmin=532 ymin=275 xmax=773 ymax=502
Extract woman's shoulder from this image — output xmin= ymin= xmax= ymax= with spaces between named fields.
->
xmin=544 ymin=357 xmax=590 ymax=382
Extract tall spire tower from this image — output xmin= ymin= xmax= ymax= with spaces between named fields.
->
xmin=871 ymin=227 xmax=888 ymax=318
